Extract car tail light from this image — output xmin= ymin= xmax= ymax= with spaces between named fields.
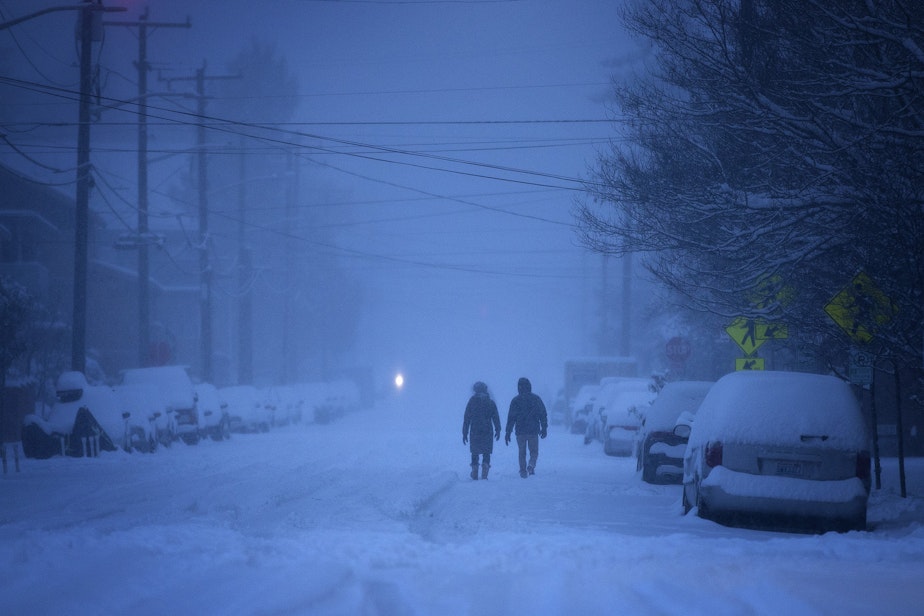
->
xmin=705 ymin=441 xmax=723 ymax=468
xmin=856 ymin=451 xmax=871 ymax=481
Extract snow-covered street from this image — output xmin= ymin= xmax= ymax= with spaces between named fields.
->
xmin=2 ymin=399 xmax=923 ymax=615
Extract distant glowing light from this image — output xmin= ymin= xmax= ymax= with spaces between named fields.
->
xmin=394 ymin=373 xmax=404 ymax=389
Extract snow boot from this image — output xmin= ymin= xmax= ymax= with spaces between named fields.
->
xmin=527 ymin=465 xmax=535 ymax=476
xmin=520 ymin=469 xmax=528 ymax=478
xmin=481 ymin=464 xmax=490 ymax=480
xmin=470 ymin=463 xmax=479 ymax=480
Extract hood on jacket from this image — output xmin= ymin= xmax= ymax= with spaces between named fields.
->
xmin=517 ymin=377 xmax=531 ymax=394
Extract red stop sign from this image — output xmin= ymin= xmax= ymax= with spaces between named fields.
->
xmin=666 ymin=336 xmax=691 ymax=362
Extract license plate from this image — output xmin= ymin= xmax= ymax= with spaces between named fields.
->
xmin=775 ymin=461 xmax=804 ymax=477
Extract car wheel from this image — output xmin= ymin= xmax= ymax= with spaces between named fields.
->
xmin=181 ymin=432 xmax=200 ymax=445
xmin=845 ymin=512 xmax=867 ymax=533
xmin=694 ymin=482 xmax=711 ymax=520
xmin=682 ymin=484 xmax=693 ymax=515
xmin=642 ymin=461 xmax=657 ymax=484
xmin=210 ymin=419 xmax=230 ymax=441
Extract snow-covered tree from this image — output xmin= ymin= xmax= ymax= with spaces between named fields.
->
xmin=0 ymin=277 xmax=33 ymax=441
xmin=580 ymin=0 xmax=923 ymax=370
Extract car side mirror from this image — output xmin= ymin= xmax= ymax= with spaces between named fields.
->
xmin=673 ymin=423 xmax=691 ymax=439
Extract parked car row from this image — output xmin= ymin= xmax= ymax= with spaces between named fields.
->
xmin=582 ymin=377 xmax=657 ymax=456
xmin=21 ymin=366 xmax=361 ymax=459
xmin=572 ymin=370 xmax=873 ymax=533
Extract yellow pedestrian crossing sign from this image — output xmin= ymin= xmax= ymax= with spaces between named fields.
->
xmin=726 ymin=317 xmax=788 ymax=355
xmin=825 ymin=272 xmax=896 ymax=344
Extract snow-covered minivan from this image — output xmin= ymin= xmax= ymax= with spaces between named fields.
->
xmin=681 ymin=370 xmax=871 ymax=532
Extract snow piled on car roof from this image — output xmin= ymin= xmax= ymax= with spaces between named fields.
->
xmin=689 ymin=371 xmax=868 ymax=449
xmin=643 ymin=380 xmax=714 ymax=431
xmin=120 ymin=366 xmax=195 ymax=410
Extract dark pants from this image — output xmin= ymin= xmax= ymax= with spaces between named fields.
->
xmin=471 ymin=453 xmax=491 ymax=466
xmin=516 ymin=434 xmax=539 ymax=472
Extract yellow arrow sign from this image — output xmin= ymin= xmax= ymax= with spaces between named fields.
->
xmin=760 ymin=322 xmax=788 ymax=340
xmin=736 ymin=357 xmax=765 ymax=371
xmin=824 ymin=272 xmax=896 ymax=343
xmin=726 ymin=318 xmax=788 ymax=355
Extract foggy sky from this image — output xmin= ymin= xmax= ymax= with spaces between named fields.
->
xmin=0 ymin=0 xmax=638 ymax=409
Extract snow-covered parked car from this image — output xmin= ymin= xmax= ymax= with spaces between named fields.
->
xmin=280 ymin=385 xmax=307 ymax=424
xmin=22 ymin=371 xmax=122 ymax=458
xmin=583 ymin=377 xmax=654 ymax=456
xmin=112 ymin=382 xmax=165 ymax=453
xmin=268 ymin=384 xmax=314 ymax=426
xmin=220 ymin=385 xmax=272 ymax=433
xmin=636 ymin=380 xmax=713 ymax=484
xmin=315 ymin=379 xmax=361 ymax=423
xmin=291 ymin=382 xmax=329 ymax=423
xmin=120 ymin=366 xmax=200 ymax=445
xmin=262 ymin=386 xmax=301 ymax=427
xmin=194 ymin=382 xmax=231 ymax=441
xmin=681 ymin=370 xmax=871 ymax=532
xmin=601 ymin=381 xmax=656 ymax=456
xmin=329 ymin=379 xmax=360 ymax=413
xmin=568 ymin=384 xmax=600 ymax=435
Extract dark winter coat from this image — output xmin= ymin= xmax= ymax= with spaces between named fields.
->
xmin=505 ymin=377 xmax=548 ymax=437
xmin=463 ymin=392 xmax=501 ymax=455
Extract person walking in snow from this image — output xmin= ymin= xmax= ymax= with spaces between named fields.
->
xmin=462 ymin=381 xmax=501 ymax=480
xmin=505 ymin=377 xmax=548 ymax=478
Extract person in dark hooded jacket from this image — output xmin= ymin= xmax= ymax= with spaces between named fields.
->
xmin=462 ymin=381 xmax=501 ymax=480
xmin=505 ymin=377 xmax=548 ymax=478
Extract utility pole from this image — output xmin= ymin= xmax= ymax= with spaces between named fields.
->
xmin=71 ymin=1 xmax=94 ymax=372
xmin=195 ymin=65 xmax=212 ymax=382
xmin=237 ymin=136 xmax=253 ymax=385
xmin=621 ymin=252 xmax=632 ymax=357
xmin=161 ymin=64 xmax=238 ymax=383
xmin=281 ymin=152 xmax=299 ymax=384
xmin=599 ymin=254 xmax=611 ymax=355
xmin=106 ymin=8 xmax=190 ymax=368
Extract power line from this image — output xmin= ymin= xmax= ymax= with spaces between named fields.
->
xmin=0 ymin=75 xmax=605 ymax=191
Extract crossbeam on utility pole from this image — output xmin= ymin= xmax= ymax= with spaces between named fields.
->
xmin=106 ymin=8 xmax=190 ymax=368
